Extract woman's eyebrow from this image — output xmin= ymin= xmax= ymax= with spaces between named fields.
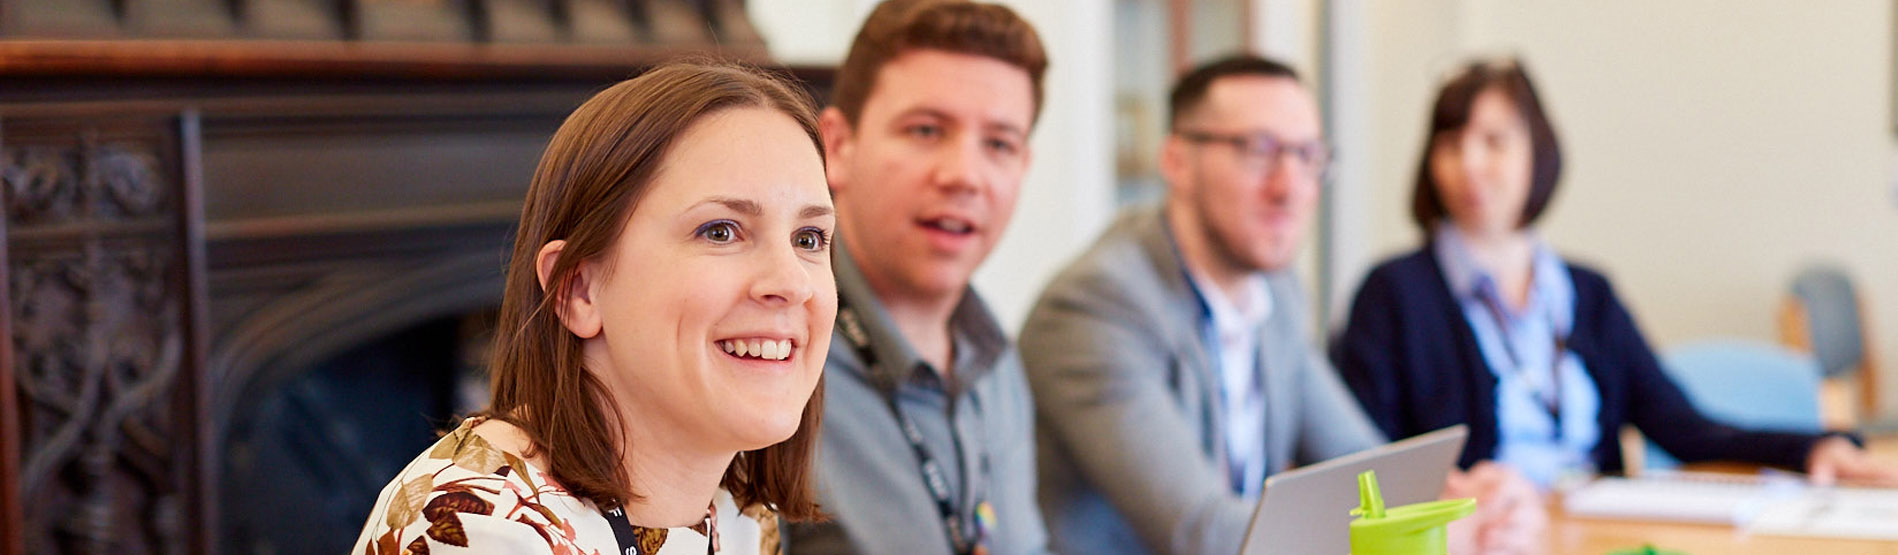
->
xmin=801 ymin=205 xmax=835 ymax=220
xmin=690 ymin=196 xmax=762 ymax=217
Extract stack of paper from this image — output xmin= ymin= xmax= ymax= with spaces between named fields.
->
xmin=1561 ymin=472 xmax=1800 ymax=525
xmin=1565 ymin=472 xmax=1898 ymax=540
xmin=1748 ymin=487 xmax=1898 ymax=540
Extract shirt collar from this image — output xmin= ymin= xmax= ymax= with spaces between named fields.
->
xmin=1184 ymin=264 xmax=1272 ymax=339
xmin=1431 ymin=222 xmax=1573 ymax=327
xmin=831 ymin=237 xmax=1006 ymax=390
xmin=1163 ymin=216 xmax=1273 ymax=336
xmin=1431 ymin=222 xmax=1491 ymax=299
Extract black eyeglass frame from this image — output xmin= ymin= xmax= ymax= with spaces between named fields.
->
xmin=1175 ymin=129 xmax=1336 ymax=178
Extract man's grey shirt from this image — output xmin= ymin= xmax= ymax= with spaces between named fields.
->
xmin=784 ymin=242 xmax=1050 ymax=555
xmin=1018 ymin=204 xmax=1385 ymax=555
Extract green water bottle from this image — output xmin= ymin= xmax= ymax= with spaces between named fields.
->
xmin=1348 ymin=470 xmax=1476 ymax=555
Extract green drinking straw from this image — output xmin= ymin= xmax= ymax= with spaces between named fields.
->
xmin=1348 ymin=470 xmax=1477 ymax=555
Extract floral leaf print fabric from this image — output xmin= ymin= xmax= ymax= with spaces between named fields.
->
xmin=634 ymin=527 xmax=670 ymax=554
xmin=387 ymin=475 xmax=435 ymax=532
xmin=422 ymin=489 xmax=495 ymax=547
xmin=355 ymin=420 xmax=617 ymax=555
xmin=352 ymin=418 xmax=780 ymax=555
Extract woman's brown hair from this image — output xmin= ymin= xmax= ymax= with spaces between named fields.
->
xmin=479 ymin=60 xmax=826 ymax=520
xmin=1410 ymin=58 xmax=1564 ymax=236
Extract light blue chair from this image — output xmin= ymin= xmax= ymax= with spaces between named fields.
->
xmin=1644 ymin=339 xmax=1823 ymax=470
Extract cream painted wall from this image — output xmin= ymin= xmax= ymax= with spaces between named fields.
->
xmin=1342 ymin=0 xmax=1898 ymax=416
xmin=750 ymin=0 xmax=878 ymax=66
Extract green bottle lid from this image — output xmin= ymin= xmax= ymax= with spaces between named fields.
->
xmin=1349 ymin=470 xmax=1477 ymax=555
xmin=1605 ymin=545 xmax=1688 ymax=555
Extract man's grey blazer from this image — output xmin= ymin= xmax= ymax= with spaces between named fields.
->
xmin=1018 ymin=204 xmax=1385 ymax=555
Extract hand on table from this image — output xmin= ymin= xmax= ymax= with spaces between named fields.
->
xmin=1806 ymin=435 xmax=1898 ymax=487
xmin=1442 ymin=461 xmax=1548 ymax=555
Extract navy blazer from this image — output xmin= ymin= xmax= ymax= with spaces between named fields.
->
xmin=1331 ymin=248 xmax=1825 ymax=474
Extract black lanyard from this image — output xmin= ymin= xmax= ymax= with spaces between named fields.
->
xmin=1476 ymin=293 xmax=1569 ymax=442
xmin=604 ymin=505 xmax=714 ymax=555
xmin=836 ymin=298 xmax=988 ymax=555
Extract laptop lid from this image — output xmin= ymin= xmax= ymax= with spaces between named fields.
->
xmin=1239 ymin=425 xmax=1469 ymax=555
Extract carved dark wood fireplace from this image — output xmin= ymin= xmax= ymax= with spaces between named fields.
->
xmin=0 ymin=2 xmax=824 ymax=553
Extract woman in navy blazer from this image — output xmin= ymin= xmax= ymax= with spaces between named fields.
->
xmin=1332 ymin=59 xmax=1894 ymax=488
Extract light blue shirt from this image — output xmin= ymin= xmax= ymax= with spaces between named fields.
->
xmin=1182 ymin=266 xmax=1273 ymax=500
xmin=1433 ymin=225 xmax=1601 ymax=488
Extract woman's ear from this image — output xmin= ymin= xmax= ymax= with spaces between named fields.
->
xmin=536 ymin=240 xmax=602 ymax=339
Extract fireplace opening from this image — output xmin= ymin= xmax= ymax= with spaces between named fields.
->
xmin=219 ymin=309 xmax=495 ymax=554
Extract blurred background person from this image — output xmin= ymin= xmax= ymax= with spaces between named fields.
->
xmin=1332 ymin=58 xmax=1898 ymax=490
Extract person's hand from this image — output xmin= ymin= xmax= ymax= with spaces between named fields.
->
xmin=1441 ymin=461 xmax=1548 ymax=555
xmin=1806 ymin=435 xmax=1898 ymax=487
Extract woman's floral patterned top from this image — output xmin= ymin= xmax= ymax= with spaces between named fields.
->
xmin=352 ymin=418 xmax=779 ymax=555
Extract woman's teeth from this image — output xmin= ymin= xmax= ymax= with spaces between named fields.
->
xmin=720 ymin=339 xmax=793 ymax=361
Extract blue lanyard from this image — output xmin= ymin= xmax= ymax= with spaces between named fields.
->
xmin=1476 ymin=293 xmax=1570 ymax=442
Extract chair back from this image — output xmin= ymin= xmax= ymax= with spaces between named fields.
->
xmin=1644 ymin=339 xmax=1822 ymax=470
xmin=1789 ymin=264 xmax=1865 ymax=378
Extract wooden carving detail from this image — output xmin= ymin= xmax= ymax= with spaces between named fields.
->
xmin=6 ymin=144 xmax=169 ymax=225
xmin=5 ymin=133 xmax=193 ymax=554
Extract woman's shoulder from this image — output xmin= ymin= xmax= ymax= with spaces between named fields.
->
xmin=1555 ymin=256 xmax=1614 ymax=293
xmin=1554 ymin=257 xmax=1637 ymax=332
xmin=1353 ymin=247 xmax=1440 ymax=299
xmin=1369 ymin=247 xmax=1437 ymax=278
xmin=351 ymin=418 xmax=617 ymax=555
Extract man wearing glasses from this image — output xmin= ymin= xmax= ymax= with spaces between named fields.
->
xmin=1018 ymin=54 xmax=1544 ymax=554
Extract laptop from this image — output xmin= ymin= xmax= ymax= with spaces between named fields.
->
xmin=1239 ymin=425 xmax=1469 ymax=555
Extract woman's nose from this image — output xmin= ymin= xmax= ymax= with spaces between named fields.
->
xmin=750 ymin=243 xmax=817 ymax=306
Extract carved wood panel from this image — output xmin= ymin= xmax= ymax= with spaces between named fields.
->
xmin=1 ymin=117 xmax=207 ymax=555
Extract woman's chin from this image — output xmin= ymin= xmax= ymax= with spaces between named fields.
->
xmin=723 ymin=409 xmax=806 ymax=450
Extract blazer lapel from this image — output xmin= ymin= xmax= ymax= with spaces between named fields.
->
xmin=1135 ymin=206 xmax=1233 ymax=464
xmin=1256 ymin=322 xmax=1296 ymax=474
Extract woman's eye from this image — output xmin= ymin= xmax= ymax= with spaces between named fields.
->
xmin=697 ymin=221 xmax=739 ymax=244
xmin=793 ymin=228 xmax=830 ymax=252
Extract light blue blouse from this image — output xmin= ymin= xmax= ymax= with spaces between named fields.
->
xmin=1432 ymin=225 xmax=1601 ymax=488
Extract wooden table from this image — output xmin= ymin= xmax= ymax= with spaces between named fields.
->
xmin=1548 ymin=436 xmax=1898 ymax=554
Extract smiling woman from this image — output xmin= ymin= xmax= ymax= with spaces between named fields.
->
xmin=350 ymin=61 xmax=835 ymax=555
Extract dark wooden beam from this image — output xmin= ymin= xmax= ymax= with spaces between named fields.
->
xmin=0 ymin=115 xmax=21 ymax=555
xmin=0 ymin=39 xmax=769 ymax=81
xmin=178 ymin=110 xmax=215 ymax=555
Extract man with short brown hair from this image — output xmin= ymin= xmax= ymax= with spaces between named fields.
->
xmin=784 ymin=1 xmax=1052 ymax=554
